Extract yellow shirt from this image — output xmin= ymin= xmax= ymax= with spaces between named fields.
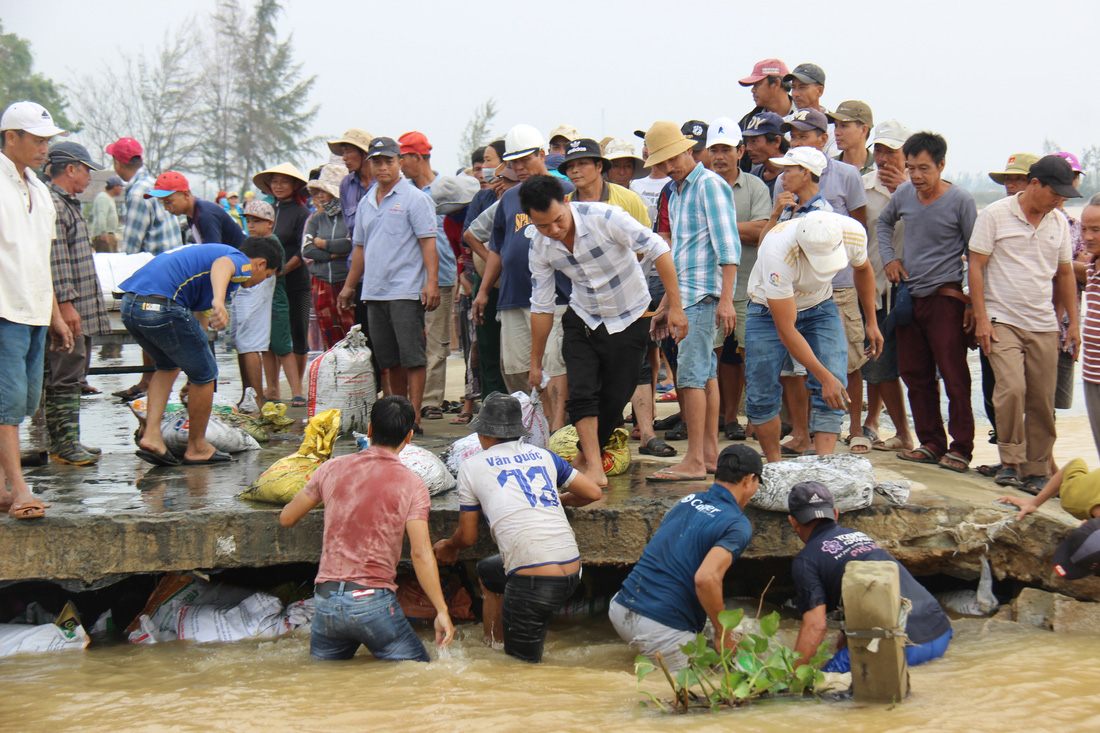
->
xmin=1060 ymin=459 xmax=1100 ymax=520
xmin=568 ymin=182 xmax=651 ymax=228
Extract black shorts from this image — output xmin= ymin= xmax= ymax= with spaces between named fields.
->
xmin=476 ymin=554 xmax=581 ymax=664
xmin=366 ymin=300 xmax=426 ymax=370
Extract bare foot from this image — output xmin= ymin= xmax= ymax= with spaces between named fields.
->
xmin=583 ymin=466 xmax=609 ymax=487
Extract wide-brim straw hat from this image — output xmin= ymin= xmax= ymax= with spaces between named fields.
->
xmin=253 ymin=162 xmax=308 ymax=197
xmin=642 ymin=121 xmax=696 ymax=169
xmin=307 ymin=162 xmax=349 ymax=199
xmin=327 ymin=128 xmax=374 ymax=157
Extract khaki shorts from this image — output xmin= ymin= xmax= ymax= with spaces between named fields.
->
xmin=499 ymin=305 xmax=567 ymax=378
xmin=832 ymin=287 xmax=867 ymax=373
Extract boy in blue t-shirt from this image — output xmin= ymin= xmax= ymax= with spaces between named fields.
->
xmin=120 ymin=239 xmax=282 ymax=467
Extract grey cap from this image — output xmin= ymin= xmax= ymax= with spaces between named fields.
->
xmin=468 ymin=392 xmax=530 ymax=439
xmin=430 ymin=174 xmax=480 ymax=214
xmin=106 ymin=174 xmax=125 ymax=188
xmin=366 ymin=136 xmax=401 ymax=158
xmin=47 ymin=141 xmax=104 ymax=171
xmin=784 ymin=63 xmax=826 ymax=86
xmin=788 ymin=481 xmax=836 ymax=524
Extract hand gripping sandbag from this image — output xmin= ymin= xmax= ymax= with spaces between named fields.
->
xmin=751 ymin=454 xmax=875 ymax=513
xmin=239 ymin=409 xmax=341 ymax=505
xmin=306 ymin=325 xmax=377 ymax=433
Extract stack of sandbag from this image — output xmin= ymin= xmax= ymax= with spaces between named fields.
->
xmin=306 ymin=325 xmax=376 ymax=433
xmin=548 ymin=426 xmax=631 ymax=476
xmin=751 ymin=454 xmax=909 ymax=513
xmin=354 ymin=433 xmax=456 ymax=496
xmin=0 ymin=601 xmax=89 ymax=658
xmin=126 ymin=574 xmax=315 ymax=644
xmin=239 ymin=409 xmax=340 ymax=504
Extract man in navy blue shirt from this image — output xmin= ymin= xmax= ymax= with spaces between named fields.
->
xmin=787 ymin=481 xmax=952 ymax=672
xmin=145 ymin=171 xmax=246 ymax=248
xmin=120 ymin=239 xmax=281 ymax=467
xmin=609 ymin=444 xmax=760 ymax=670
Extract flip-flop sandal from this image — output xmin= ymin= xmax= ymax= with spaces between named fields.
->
xmin=664 ymin=422 xmax=688 ymax=441
xmin=111 ymin=385 xmax=145 ymax=400
xmin=977 ymin=463 xmax=1002 ymax=478
xmin=780 ymin=443 xmax=804 ymax=456
xmin=290 ymin=396 xmax=308 ymax=407
xmin=1020 ymin=475 xmax=1049 ymax=496
xmin=8 ymin=502 xmax=47 ymax=519
xmin=994 ymin=467 xmax=1022 ymax=487
xmin=421 ymin=405 xmax=443 ymax=420
xmin=639 ymin=437 xmax=677 ymax=457
xmin=862 ymin=426 xmax=879 ymax=443
xmin=849 ymin=437 xmax=872 ymax=454
xmin=724 ymin=422 xmax=746 ymax=441
xmin=653 ymin=414 xmax=682 ymax=431
xmin=135 ymin=447 xmax=181 ymax=467
xmin=781 ymin=422 xmax=793 ymax=438
xmin=657 ymin=391 xmax=678 ymax=402
xmin=648 ymin=470 xmax=706 ymax=483
xmin=182 ymin=450 xmax=235 ymax=465
xmin=938 ymin=452 xmax=970 ymax=473
xmin=873 ymin=436 xmax=908 ymax=451
xmin=898 ymin=446 xmax=940 ymax=464
xmin=451 ymin=413 xmax=473 ymax=424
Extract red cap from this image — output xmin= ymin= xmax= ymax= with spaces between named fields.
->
xmin=739 ymin=58 xmax=789 ymax=87
xmin=143 ymin=171 xmax=190 ymax=199
xmin=105 ymin=137 xmax=144 ymax=163
xmin=216 ymin=190 xmax=228 ymax=200
xmin=399 ymin=131 xmax=432 ymax=156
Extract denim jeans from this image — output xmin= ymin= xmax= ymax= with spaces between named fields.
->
xmin=745 ymin=299 xmax=848 ymax=435
xmin=477 ymin=554 xmax=581 ymax=663
xmin=677 ymin=299 xmax=719 ymax=389
xmin=0 ymin=319 xmax=46 ymax=425
xmin=821 ymin=627 xmax=953 ymax=673
xmin=310 ymin=586 xmax=429 ymax=662
xmin=121 ymin=294 xmax=218 ymax=385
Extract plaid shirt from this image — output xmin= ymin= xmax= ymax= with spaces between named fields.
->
xmin=668 ymin=163 xmax=741 ymax=306
xmin=48 ymin=183 xmax=110 ymax=336
xmin=121 ymin=167 xmax=181 ymax=255
xmin=530 ymin=202 xmax=669 ymax=334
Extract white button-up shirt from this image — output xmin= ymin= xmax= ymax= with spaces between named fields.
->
xmin=0 ymin=151 xmax=56 ymax=326
xmin=529 ymin=201 xmax=670 ymax=334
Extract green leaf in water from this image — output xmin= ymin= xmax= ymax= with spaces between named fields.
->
xmin=718 ymin=607 xmax=744 ymax=632
xmin=759 ymin=610 xmax=780 ymax=637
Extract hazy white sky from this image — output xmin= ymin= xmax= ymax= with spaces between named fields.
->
xmin=6 ymin=0 xmax=1099 ymax=183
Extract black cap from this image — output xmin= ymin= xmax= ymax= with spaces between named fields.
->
xmin=467 ymin=392 xmax=530 ymax=439
xmin=559 ymin=138 xmax=611 ymax=174
xmin=784 ymin=62 xmax=826 ymax=86
xmin=366 ymin=136 xmax=401 ymax=158
xmin=716 ymin=444 xmax=763 ymax=480
xmin=47 ymin=141 xmax=103 ymax=171
xmin=1053 ymin=517 xmax=1100 ymax=580
xmin=681 ymin=120 xmax=708 ymax=151
xmin=788 ymin=481 xmax=836 ymax=524
xmin=1029 ymin=155 xmax=1083 ymax=199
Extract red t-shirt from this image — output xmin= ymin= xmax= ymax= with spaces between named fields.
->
xmin=303 ymin=446 xmax=431 ymax=590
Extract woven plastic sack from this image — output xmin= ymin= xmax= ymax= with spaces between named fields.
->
xmin=354 ymin=433 xmax=456 ymax=496
xmin=239 ymin=409 xmax=341 ymax=505
xmin=547 ymin=425 xmax=631 ymax=476
xmin=162 ymin=412 xmax=261 ymax=456
xmin=441 ymin=433 xmax=483 ymax=476
xmin=751 ymin=454 xmax=875 ymax=513
xmin=521 ymin=389 xmax=550 ymax=449
xmin=306 ymin=325 xmax=376 ymax=433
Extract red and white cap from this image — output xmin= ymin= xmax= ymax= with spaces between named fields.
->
xmin=739 ymin=59 xmax=789 ymax=87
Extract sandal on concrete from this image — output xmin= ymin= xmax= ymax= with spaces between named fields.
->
xmin=898 ymin=446 xmax=940 ymax=464
xmin=639 ymin=437 xmax=677 ymax=457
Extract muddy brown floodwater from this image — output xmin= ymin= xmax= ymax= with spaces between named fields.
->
xmin=2 ymin=617 xmax=1100 ymax=731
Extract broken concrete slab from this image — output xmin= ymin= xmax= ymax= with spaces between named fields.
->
xmin=1052 ymin=595 xmax=1100 ymax=634
xmin=1014 ymin=588 xmax=1057 ymax=629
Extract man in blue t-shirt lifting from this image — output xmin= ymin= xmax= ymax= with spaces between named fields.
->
xmin=119 ymin=239 xmax=282 ymax=467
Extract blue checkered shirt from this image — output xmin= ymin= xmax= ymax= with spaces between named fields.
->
xmin=121 ymin=168 xmax=182 ymax=255
xmin=668 ymin=163 xmax=741 ymax=306
xmin=529 ymin=202 xmax=669 ymax=333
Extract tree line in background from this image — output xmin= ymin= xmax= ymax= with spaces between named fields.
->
xmin=0 ymin=0 xmax=317 ymax=194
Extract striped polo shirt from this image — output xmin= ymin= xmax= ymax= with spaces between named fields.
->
xmin=1083 ymin=263 xmax=1100 ymax=384
xmin=668 ymin=163 xmax=741 ymax=307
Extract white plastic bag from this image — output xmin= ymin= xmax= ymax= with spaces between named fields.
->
xmin=162 ymin=411 xmax=261 ymax=456
xmin=521 ymin=389 xmax=551 ymax=449
xmin=752 ymin=454 xmax=875 ymax=513
xmin=307 ymin=325 xmax=377 ymax=433
xmin=442 ymin=433 xmax=484 ymax=476
xmin=354 ymin=433 xmax=457 ymax=496
xmin=0 ymin=623 xmax=89 ymax=658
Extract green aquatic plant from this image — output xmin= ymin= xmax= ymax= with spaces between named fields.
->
xmin=634 ymin=608 xmax=831 ymax=713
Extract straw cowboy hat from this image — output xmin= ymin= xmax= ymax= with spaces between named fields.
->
xmin=327 ymin=128 xmax=374 ymax=156
xmin=307 ymin=163 xmax=349 ymax=199
xmin=253 ymin=162 xmax=308 ymax=197
xmin=642 ymin=121 xmax=696 ymax=168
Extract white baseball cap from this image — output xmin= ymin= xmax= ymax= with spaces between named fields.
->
xmin=0 ymin=101 xmax=68 ymax=138
xmin=796 ymin=212 xmax=848 ymax=274
xmin=706 ymin=117 xmax=743 ymax=149
xmin=869 ymin=119 xmax=913 ymax=150
xmin=769 ymin=146 xmax=828 ymax=177
xmin=503 ymin=124 xmax=545 ymax=161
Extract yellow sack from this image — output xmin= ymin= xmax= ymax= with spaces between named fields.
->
xmin=260 ymin=401 xmax=296 ymax=432
xmin=239 ymin=409 xmax=341 ymax=504
xmin=547 ymin=425 xmax=631 ymax=477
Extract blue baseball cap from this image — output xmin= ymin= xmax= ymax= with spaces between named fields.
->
xmin=742 ymin=111 xmax=784 ymax=137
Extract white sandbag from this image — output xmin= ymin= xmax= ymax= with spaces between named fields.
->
xmin=354 ymin=433 xmax=457 ymax=496
xmin=752 ymin=454 xmax=875 ymax=513
xmin=936 ymin=555 xmax=1000 ymax=617
xmin=442 ymin=433 xmax=484 ymax=476
xmin=128 ymin=576 xmax=251 ymax=644
xmin=161 ymin=411 xmax=261 ymax=456
xmin=0 ymin=623 xmax=89 ymax=658
xmin=307 ymin=325 xmax=377 ymax=433
xmin=94 ymin=252 xmax=154 ymax=310
xmin=520 ymin=389 xmax=550 ymax=449
xmin=176 ymin=591 xmax=288 ymax=643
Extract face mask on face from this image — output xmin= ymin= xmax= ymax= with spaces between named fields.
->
xmin=482 ymin=165 xmax=497 ymax=184
xmin=322 ymin=197 xmax=342 ymax=217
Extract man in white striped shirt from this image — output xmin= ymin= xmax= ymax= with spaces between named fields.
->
xmin=522 ymin=175 xmax=688 ymax=486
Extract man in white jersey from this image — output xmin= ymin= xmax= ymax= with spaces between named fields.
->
xmin=433 ymin=392 xmax=602 ymax=663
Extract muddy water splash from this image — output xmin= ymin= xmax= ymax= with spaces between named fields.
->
xmin=3 ymin=618 xmax=1099 ymax=731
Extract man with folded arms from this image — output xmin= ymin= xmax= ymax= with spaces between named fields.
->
xmin=969 ymin=155 xmax=1080 ymax=493
xmin=878 ymin=132 xmax=977 ymax=472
